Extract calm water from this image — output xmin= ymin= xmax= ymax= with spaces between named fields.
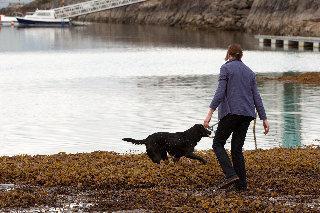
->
xmin=0 ymin=24 xmax=319 ymax=156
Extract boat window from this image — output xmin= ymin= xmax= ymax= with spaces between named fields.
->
xmin=36 ymin=12 xmax=51 ymax=16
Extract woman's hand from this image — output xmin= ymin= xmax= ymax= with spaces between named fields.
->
xmin=263 ymin=119 xmax=270 ymax=135
xmin=204 ymin=108 xmax=215 ymax=128
xmin=203 ymin=115 xmax=211 ymax=128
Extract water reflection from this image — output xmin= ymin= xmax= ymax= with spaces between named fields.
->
xmin=1 ymin=23 xmax=257 ymax=52
xmin=282 ymin=83 xmax=302 ymax=148
xmin=72 ymin=23 xmax=257 ymax=49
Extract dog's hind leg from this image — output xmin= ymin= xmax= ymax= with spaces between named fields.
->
xmin=185 ymin=153 xmax=207 ymax=164
xmin=160 ymin=150 xmax=169 ymax=164
xmin=146 ymin=149 xmax=161 ymax=164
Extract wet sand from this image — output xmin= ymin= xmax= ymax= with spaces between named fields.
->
xmin=0 ymin=147 xmax=319 ymax=211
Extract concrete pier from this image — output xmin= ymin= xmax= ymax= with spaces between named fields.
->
xmin=255 ymin=35 xmax=320 ymax=51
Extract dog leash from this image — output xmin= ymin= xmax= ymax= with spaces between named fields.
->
xmin=207 ymin=121 xmax=219 ymax=138
xmin=207 ymin=121 xmax=219 ymax=131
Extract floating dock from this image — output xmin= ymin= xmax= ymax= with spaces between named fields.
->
xmin=0 ymin=14 xmax=18 ymax=26
xmin=255 ymin=35 xmax=320 ymax=51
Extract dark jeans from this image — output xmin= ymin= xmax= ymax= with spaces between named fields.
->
xmin=212 ymin=114 xmax=253 ymax=188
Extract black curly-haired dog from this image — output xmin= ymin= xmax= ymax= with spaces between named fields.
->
xmin=122 ymin=124 xmax=211 ymax=164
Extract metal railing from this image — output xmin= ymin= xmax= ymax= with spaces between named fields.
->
xmin=54 ymin=0 xmax=146 ymax=19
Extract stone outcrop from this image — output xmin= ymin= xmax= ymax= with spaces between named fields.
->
xmin=79 ymin=0 xmax=254 ymax=31
xmin=245 ymin=0 xmax=320 ymax=36
xmin=1 ymin=0 xmax=254 ymax=31
xmin=2 ymin=0 xmax=320 ymax=36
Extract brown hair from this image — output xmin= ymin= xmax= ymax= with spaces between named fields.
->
xmin=225 ymin=44 xmax=243 ymax=61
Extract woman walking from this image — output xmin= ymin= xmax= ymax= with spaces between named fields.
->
xmin=204 ymin=44 xmax=270 ymax=191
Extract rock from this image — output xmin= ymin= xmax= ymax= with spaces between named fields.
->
xmin=237 ymin=9 xmax=251 ymax=16
xmin=0 ymin=184 xmax=15 ymax=191
xmin=245 ymin=0 xmax=320 ymax=36
xmin=233 ymin=1 xmax=249 ymax=9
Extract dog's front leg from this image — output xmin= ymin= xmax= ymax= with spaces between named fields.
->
xmin=185 ymin=153 xmax=207 ymax=164
xmin=172 ymin=157 xmax=180 ymax=163
xmin=164 ymin=158 xmax=170 ymax=165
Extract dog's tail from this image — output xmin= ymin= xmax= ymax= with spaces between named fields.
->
xmin=122 ymin=138 xmax=146 ymax=145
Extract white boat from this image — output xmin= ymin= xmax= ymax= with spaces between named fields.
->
xmin=16 ymin=9 xmax=70 ymax=27
xmin=0 ymin=14 xmax=18 ymax=26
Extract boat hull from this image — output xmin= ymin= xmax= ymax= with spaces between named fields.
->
xmin=16 ymin=17 xmax=70 ymax=27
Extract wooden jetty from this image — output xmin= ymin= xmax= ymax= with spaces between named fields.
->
xmin=255 ymin=35 xmax=320 ymax=51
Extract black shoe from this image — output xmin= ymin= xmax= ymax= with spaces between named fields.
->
xmin=216 ymin=175 xmax=239 ymax=190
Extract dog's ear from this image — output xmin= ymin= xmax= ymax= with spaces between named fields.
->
xmin=192 ymin=124 xmax=202 ymax=131
xmin=194 ymin=124 xmax=204 ymax=131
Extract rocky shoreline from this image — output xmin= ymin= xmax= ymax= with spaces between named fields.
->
xmin=80 ymin=0 xmax=254 ymax=32
xmin=2 ymin=0 xmax=320 ymax=36
xmin=245 ymin=0 xmax=320 ymax=37
xmin=0 ymin=147 xmax=319 ymax=211
xmin=1 ymin=0 xmax=254 ymax=31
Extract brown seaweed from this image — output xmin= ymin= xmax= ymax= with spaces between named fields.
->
xmin=0 ymin=147 xmax=319 ymax=211
xmin=258 ymin=72 xmax=320 ymax=85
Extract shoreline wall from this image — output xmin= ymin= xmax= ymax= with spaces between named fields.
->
xmin=2 ymin=0 xmax=320 ymax=36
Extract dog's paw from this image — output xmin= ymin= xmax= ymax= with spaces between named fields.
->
xmin=172 ymin=157 xmax=180 ymax=163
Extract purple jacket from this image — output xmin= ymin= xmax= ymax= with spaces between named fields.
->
xmin=209 ymin=59 xmax=267 ymax=120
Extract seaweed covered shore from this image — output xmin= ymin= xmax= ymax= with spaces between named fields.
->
xmin=259 ymin=72 xmax=320 ymax=85
xmin=0 ymin=147 xmax=319 ymax=212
